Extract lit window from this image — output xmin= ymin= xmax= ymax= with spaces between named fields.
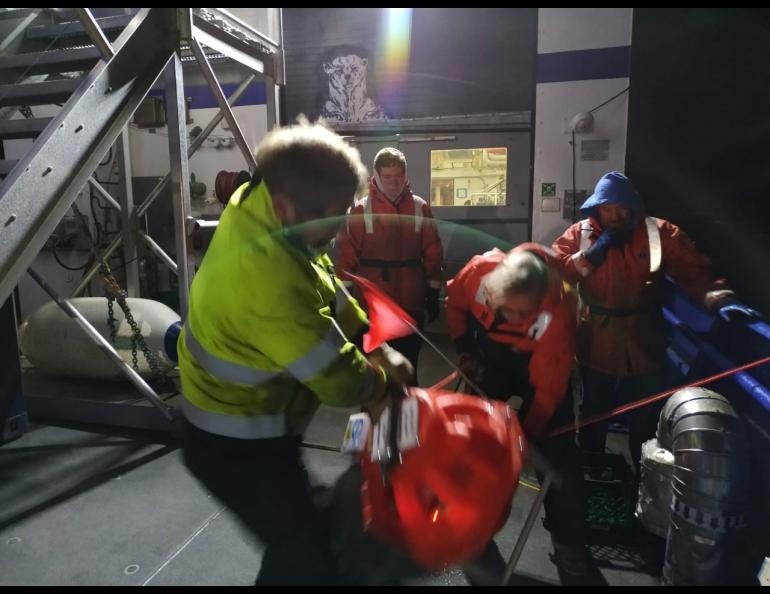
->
xmin=429 ymin=147 xmax=507 ymax=207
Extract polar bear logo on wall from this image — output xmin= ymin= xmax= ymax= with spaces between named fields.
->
xmin=320 ymin=47 xmax=388 ymax=123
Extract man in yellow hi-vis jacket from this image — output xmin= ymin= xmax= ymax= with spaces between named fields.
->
xmin=178 ymin=120 xmax=412 ymax=585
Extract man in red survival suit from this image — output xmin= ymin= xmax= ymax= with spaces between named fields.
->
xmin=445 ymin=243 xmax=589 ymax=581
xmin=551 ymin=171 xmax=761 ymax=475
xmin=336 ymin=147 xmax=443 ymax=374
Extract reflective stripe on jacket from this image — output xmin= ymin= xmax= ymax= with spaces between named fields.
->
xmin=178 ymin=181 xmax=373 ymax=438
xmin=336 ymin=178 xmax=443 ymax=318
xmin=445 ymin=243 xmax=577 ymax=436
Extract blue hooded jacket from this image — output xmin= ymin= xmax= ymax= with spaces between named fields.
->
xmin=580 ymin=171 xmax=643 ymax=226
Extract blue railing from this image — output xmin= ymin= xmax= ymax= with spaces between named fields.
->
xmin=663 ymin=277 xmax=770 ymax=418
xmin=663 ymin=277 xmax=770 ymax=570
xmin=662 ymin=307 xmax=770 ymax=414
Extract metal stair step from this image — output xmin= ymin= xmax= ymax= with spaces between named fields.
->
xmin=0 ymin=160 xmax=19 ymax=176
xmin=0 ymin=47 xmax=100 ymax=76
xmin=0 ymin=78 xmax=80 ymax=107
xmin=0 ymin=117 xmax=53 ymax=140
xmin=26 ymin=14 xmax=134 ymax=40
xmin=0 ymin=9 xmax=40 ymax=22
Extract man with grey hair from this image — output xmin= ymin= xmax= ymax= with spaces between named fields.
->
xmin=178 ymin=119 xmax=412 ymax=585
xmin=337 ymin=147 xmax=444 ymax=376
xmin=445 ymin=243 xmax=589 ymax=582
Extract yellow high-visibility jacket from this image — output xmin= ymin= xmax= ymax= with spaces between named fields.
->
xmin=178 ymin=180 xmax=377 ymax=439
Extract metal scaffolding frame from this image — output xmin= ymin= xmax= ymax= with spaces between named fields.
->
xmin=0 ymin=8 xmax=284 ymax=431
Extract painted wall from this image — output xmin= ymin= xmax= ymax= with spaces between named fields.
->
xmin=282 ymin=8 xmax=537 ymax=123
xmin=129 ymin=63 xmax=269 ymax=203
xmin=128 ymin=102 xmax=267 ymax=203
xmin=531 ymin=8 xmax=633 ymax=245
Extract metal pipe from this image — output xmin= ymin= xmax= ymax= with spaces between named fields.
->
xmin=187 ymin=75 xmax=256 ymax=157
xmin=503 ymin=470 xmax=553 ymax=585
xmin=71 ymin=234 xmax=123 ymax=297
xmin=190 ymin=36 xmax=258 ymax=173
xmin=87 ymin=176 xmax=121 ymax=212
xmin=186 ymin=217 xmax=219 ymax=231
xmin=134 ymin=177 xmax=168 ymax=220
xmin=116 ymin=129 xmax=139 ymax=296
xmin=659 ymin=387 xmax=750 ymax=586
xmin=164 ymin=54 xmax=194 ymax=318
xmin=75 ymin=8 xmax=115 ymax=60
xmin=138 ymin=231 xmax=177 ymax=274
xmin=0 ymin=9 xmax=41 ymax=54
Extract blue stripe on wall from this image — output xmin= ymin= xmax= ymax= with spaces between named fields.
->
xmin=536 ymin=46 xmax=631 ymax=83
xmin=149 ymin=82 xmax=267 ymax=109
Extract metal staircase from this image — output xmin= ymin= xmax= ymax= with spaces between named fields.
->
xmin=0 ymin=8 xmax=283 ymax=433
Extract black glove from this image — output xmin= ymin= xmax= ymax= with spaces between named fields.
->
xmin=584 ymin=229 xmax=627 ymax=268
xmin=426 ymin=287 xmax=441 ymax=323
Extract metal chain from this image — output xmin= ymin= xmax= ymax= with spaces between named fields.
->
xmin=106 ymin=294 xmax=117 ymax=344
xmin=130 ymin=334 xmax=139 ymax=371
xmin=100 ymin=260 xmax=164 ymax=380
xmin=69 ymin=202 xmax=168 ymax=383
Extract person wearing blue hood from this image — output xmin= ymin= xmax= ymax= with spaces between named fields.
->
xmin=552 ymin=171 xmax=760 ymax=469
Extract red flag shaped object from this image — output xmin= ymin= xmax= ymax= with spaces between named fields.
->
xmin=347 ymin=273 xmax=416 ymax=352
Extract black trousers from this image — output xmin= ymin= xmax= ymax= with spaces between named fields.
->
xmin=182 ymin=421 xmax=338 ymax=585
xmin=388 ymin=333 xmax=422 ymax=372
xmin=388 ymin=316 xmax=424 ymax=382
xmin=462 ymin=345 xmax=586 ymax=585
xmin=463 ymin=330 xmax=587 ymax=546
xmin=579 ymin=366 xmax=664 ymax=473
